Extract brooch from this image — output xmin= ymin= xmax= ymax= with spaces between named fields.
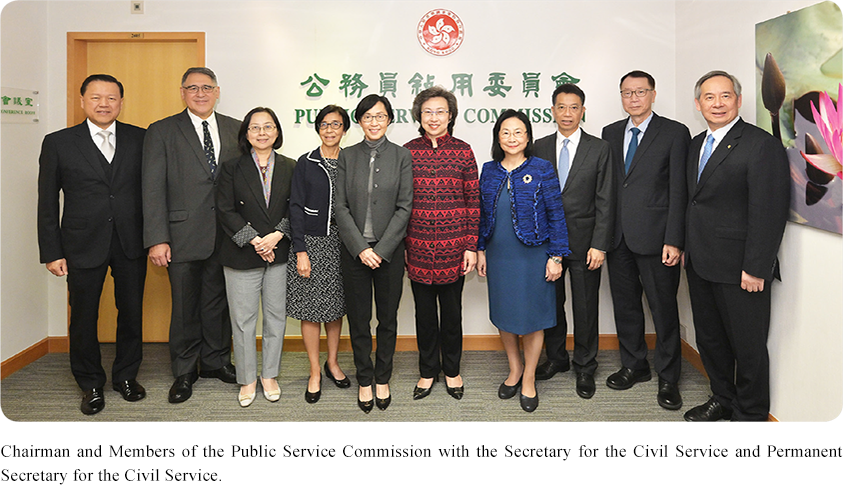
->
xmin=522 ymin=174 xmax=533 ymax=184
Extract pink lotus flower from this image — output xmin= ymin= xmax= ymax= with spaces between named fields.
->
xmin=802 ymin=83 xmax=842 ymax=180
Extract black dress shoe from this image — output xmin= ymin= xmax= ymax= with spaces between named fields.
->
xmin=535 ymin=360 xmax=570 ymax=381
xmin=576 ymin=372 xmax=595 ymax=399
xmin=305 ymin=374 xmax=322 ymax=404
xmin=375 ymin=384 xmax=391 ymax=410
xmin=325 ymin=362 xmax=351 ymax=388
xmin=446 ymin=384 xmax=464 ymax=400
xmin=520 ymin=392 xmax=539 ymax=413
xmin=657 ymin=378 xmax=682 ymax=410
xmin=498 ymin=377 xmax=522 ymax=399
xmin=80 ymin=388 xmax=105 ymax=415
xmin=606 ymin=367 xmax=652 ymax=390
xmin=413 ymin=376 xmax=438 ymax=400
xmin=358 ymin=385 xmax=374 ymax=414
xmin=112 ymin=379 xmax=146 ymax=402
xmin=169 ymin=372 xmax=198 ymax=404
xmin=684 ymin=398 xmax=731 ymax=421
xmin=200 ymin=363 xmax=237 ymax=384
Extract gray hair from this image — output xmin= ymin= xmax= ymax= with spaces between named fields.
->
xmin=181 ymin=67 xmax=218 ymax=86
xmin=694 ymin=70 xmax=741 ymax=100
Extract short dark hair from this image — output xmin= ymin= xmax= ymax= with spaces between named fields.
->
xmin=694 ymin=70 xmax=742 ymax=100
xmin=551 ymin=83 xmax=585 ymax=106
xmin=411 ymin=86 xmax=458 ymax=136
xmin=314 ymin=104 xmax=350 ymax=135
xmin=619 ymin=70 xmax=655 ymax=90
xmin=181 ymin=67 xmax=218 ymax=86
xmin=354 ymin=94 xmax=394 ymax=124
xmin=491 ymin=109 xmax=533 ymax=162
xmin=238 ymin=107 xmax=283 ymax=154
xmin=80 ymin=74 xmax=123 ymax=97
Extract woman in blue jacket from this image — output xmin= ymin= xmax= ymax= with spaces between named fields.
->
xmin=477 ymin=109 xmax=570 ymax=412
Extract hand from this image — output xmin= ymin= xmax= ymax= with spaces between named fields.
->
xmin=358 ymin=247 xmax=382 ymax=269
xmin=662 ymin=244 xmax=682 ymax=267
xmin=149 ymin=243 xmax=172 ymax=267
xmin=462 ymin=251 xmax=477 ymax=275
xmin=477 ymin=251 xmax=487 ymax=277
xmin=586 ymin=248 xmax=605 ymax=271
xmin=545 ymin=258 xmax=562 ymax=282
xmin=46 ymin=258 xmax=68 ymax=277
xmin=296 ymin=251 xmax=311 ymax=278
xmin=741 ymin=271 xmax=765 ymax=293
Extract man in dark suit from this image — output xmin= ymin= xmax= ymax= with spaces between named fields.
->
xmin=601 ymin=71 xmax=689 ymax=410
xmin=38 ymin=74 xmax=147 ymax=415
xmin=534 ymin=83 xmax=614 ymax=399
xmin=143 ymin=67 xmax=241 ymax=403
xmin=683 ymin=71 xmax=789 ymax=421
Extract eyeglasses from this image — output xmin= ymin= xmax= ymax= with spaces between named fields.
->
xmin=421 ymin=110 xmax=450 ymax=118
xmin=319 ymin=121 xmax=343 ymax=131
xmin=182 ymin=84 xmax=217 ymax=94
xmin=500 ymin=130 xmax=527 ymax=139
xmin=620 ymin=88 xmax=652 ymax=98
xmin=248 ymin=124 xmax=277 ymax=134
xmin=360 ymin=113 xmax=389 ymax=123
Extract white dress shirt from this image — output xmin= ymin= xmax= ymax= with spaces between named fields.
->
xmin=187 ymin=109 xmax=222 ymax=157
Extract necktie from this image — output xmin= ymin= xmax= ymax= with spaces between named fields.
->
xmin=624 ymin=127 xmax=640 ymax=174
xmin=97 ymin=130 xmax=114 ymax=163
xmin=698 ymin=134 xmax=715 ymax=181
xmin=203 ymin=120 xmax=217 ymax=177
xmin=558 ymin=138 xmax=570 ymax=190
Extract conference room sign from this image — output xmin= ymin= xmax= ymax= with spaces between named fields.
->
xmin=0 ymin=87 xmax=39 ymax=124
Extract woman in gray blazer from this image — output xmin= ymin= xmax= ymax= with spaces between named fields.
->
xmin=335 ymin=94 xmax=413 ymax=413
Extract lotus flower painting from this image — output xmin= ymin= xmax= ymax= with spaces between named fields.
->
xmin=756 ymin=1 xmax=843 ymax=234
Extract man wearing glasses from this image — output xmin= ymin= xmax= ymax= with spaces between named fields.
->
xmin=601 ymin=71 xmax=690 ymax=411
xmin=533 ymin=83 xmax=614 ymax=400
xmin=143 ymin=67 xmax=241 ymax=403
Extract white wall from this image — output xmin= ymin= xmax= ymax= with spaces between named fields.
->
xmin=1 ymin=0 xmax=839 ymax=421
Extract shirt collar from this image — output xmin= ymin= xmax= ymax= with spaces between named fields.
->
xmin=423 ymin=132 xmax=452 ymax=147
xmin=556 ymin=127 xmax=582 ymax=146
xmin=187 ymin=109 xmax=216 ymax=129
xmin=706 ymin=116 xmax=741 ymax=143
xmin=86 ymin=119 xmax=115 ymax=137
xmin=625 ymin=112 xmax=654 ymax=134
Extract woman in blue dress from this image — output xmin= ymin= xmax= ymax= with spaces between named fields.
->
xmin=477 ymin=109 xmax=570 ymax=412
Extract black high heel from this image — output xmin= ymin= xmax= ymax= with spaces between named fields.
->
xmin=445 ymin=376 xmax=464 ymax=400
xmin=325 ymin=362 xmax=351 ymax=388
xmin=375 ymin=383 xmax=391 ymax=410
xmin=305 ymin=374 xmax=321 ymax=404
xmin=413 ymin=376 xmax=438 ymax=400
xmin=358 ymin=385 xmax=374 ymax=413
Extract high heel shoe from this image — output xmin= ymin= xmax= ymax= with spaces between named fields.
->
xmin=325 ymin=362 xmax=351 ymax=388
xmin=375 ymin=383 xmax=391 ymax=410
xmin=413 ymin=376 xmax=438 ymax=400
xmin=305 ymin=374 xmax=321 ymax=404
xmin=498 ymin=376 xmax=522 ymax=400
xmin=358 ymin=385 xmax=374 ymax=414
xmin=445 ymin=376 xmax=464 ymax=400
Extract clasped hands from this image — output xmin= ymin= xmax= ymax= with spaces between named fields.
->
xmin=251 ymin=231 xmax=283 ymax=263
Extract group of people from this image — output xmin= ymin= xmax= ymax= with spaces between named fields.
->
xmin=38 ymin=66 xmax=789 ymax=421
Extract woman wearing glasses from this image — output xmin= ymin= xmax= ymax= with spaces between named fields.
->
xmin=477 ymin=109 xmax=569 ymax=413
xmin=335 ymin=94 xmax=413 ymax=413
xmin=404 ymin=87 xmax=479 ymax=401
xmin=216 ymin=107 xmax=296 ymax=407
xmin=287 ymin=105 xmax=352 ymax=404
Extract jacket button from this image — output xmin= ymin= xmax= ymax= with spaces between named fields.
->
xmin=240 ymin=201 xmax=245 ymax=205
xmin=691 ymin=200 xmax=697 ymax=205
xmin=623 ymin=183 xmax=628 ymax=188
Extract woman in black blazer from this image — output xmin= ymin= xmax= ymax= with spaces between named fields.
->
xmin=335 ymin=94 xmax=413 ymax=413
xmin=216 ymin=107 xmax=296 ymax=407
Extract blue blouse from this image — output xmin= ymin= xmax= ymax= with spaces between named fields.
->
xmin=477 ymin=156 xmax=570 ymax=258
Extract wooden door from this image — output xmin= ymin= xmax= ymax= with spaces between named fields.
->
xmin=67 ymin=32 xmax=204 ymax=342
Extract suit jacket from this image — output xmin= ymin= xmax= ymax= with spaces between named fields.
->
xmin=602 ymin=113 xmax=690 ymax=255
xmin=142 ymin=109 xmax=240 ymax=263
xmin=335 ymin=138 xmax=413 ymax=261
xmin=38 ymin=121 xmax=146 ymax=268
xmin=685 ymin=118 xmax=789 ymax=284
xmin=534 ymin=129 xmax=614 ymax=260
xmin=215 ymin=152 xmax=296 ymax=270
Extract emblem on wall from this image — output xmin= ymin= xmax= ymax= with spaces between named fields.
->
xmin=417 ymin=9 xmax=464 ymax=56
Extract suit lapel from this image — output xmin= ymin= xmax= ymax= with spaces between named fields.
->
xmin=175 ymin=110 xmax=213 ymax=178
xmin=73 ymin=123 xmax=110 ymax=184
xmin=109 ymin=121 xmax=129 ymax=183
xmin=627 ymin=114 xmax=661 ymax=177
xmin=695 ymin=120 xmax=744 ymax=193
xmin=566 ymin=131 xmax=592 ymax=191
xmin=238 ymin=155 xmax=271 ymax=217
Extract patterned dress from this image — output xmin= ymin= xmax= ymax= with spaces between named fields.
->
xmin=286 ymin=156 xmax=346 ymax=323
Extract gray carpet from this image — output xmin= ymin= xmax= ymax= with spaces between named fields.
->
xmin=1 ymin=343 xmax=711 ymax=422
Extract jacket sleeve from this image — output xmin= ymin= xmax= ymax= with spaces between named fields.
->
xmin=462 ymin=147 xmax=480 ymax=251
xmin=590 ymin=140 xmax=615 ymax=251
xmin=142 ymin=122 xmax=171 ymax=248
xmin=540 ymin=160 xmax=571 ymax=257
xmin=37 ymin=134 xmax=63 ymax=263
xmin=664 ymin=123 xmax=690 ymax=248
xmin=288 ymin=153 xmax=309 ymax=253
xmin=214 ymin=160 xmax=257 ymax=247
xmin=334 ymin=148 xmax=369 ymax=258
xmin=373 ymin=145 xmax=414 ymax=261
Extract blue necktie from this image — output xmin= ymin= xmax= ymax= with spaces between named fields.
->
xmin=697 ymin=134 xmax=715 ymax=181
xmin=203 ymin=120 xmax=217 ymax=178
xmin=624 ymin=127 xmax=640 ymax=174
xmin=558 ymin=138 xmax=570 ymax=190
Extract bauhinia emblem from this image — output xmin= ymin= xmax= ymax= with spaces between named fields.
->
xmin=417 ymin=9 xmax=464 ymax=56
